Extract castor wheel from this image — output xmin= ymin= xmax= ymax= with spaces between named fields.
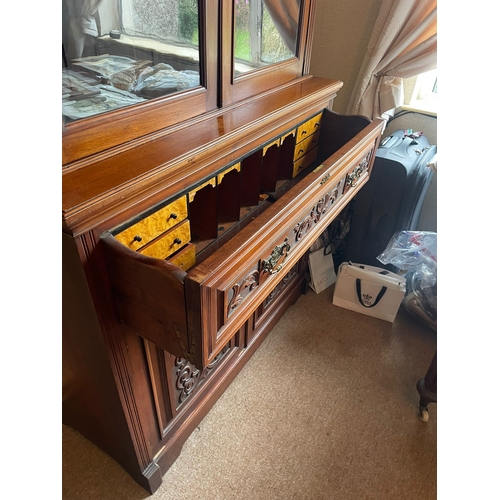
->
xmin=418 ymin=405 xmax=429 ymax=423
xmin=416 ymin=352 xmax=436 ymax=423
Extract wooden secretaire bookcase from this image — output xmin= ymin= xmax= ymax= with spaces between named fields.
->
xmin=62 ymin=0 xmax=383 ymax=492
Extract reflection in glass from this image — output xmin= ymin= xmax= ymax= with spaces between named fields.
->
xmin=234 ymin=0 xmax=300 ymax=76
xmin=62 ymin=0 xmax=201 ymax=123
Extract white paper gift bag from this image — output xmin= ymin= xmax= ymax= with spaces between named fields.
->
xmin=308 ymin=248 xmax=337 ymax=294
xmin=332 ymin=262 xmax=406 ymax=322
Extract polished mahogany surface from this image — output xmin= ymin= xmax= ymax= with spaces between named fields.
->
xmin=62 ymin=0 xmax=384 ymax=494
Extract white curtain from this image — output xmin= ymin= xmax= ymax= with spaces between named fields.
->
xmin=263 ymin=0 xmax=301 ymax=53
xmin=65 ymin=0 xmax=105 ymax=59
xmin=347 ymin=0 xmax=437 ymax=120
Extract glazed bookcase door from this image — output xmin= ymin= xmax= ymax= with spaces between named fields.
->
xmin=62 ymin=0 xmax=219 ymax=164
xmin=220 ymin=0 xmax=315 ymax=106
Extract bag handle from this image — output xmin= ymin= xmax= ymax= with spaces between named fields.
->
xmin=354 ymin=265 xmax=389 ymax=308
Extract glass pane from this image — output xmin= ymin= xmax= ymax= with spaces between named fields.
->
xmin=234 ymin=0 xmax=299 ymax=76
xmin=62 ymin=0 xmax=201 ymax=123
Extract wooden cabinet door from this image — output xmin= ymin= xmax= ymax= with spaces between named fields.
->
xmin=220 ymin=0 xmax=316 ymax=106
xmin=62 ymin=0 xmax=220 ymax=164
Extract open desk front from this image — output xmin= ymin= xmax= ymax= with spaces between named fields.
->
xmin=100 ymin=110 xmax=383 ymax=370
xmin=62 ymin=1 xmax=383 ymax=491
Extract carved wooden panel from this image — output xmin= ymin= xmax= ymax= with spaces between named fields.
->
xmin=292 ymin=180 xmax=343 ymax=242
xmin=262 ymin=265 xmax=296 ymax=310
xmin=225 ymin=180 xmax=343 ymax=321
xmin=145 ymin=339 xmax=235 ymax=438
xmin=248 ymin=258 xmax=304 ymax=347
xmin=343 ymin=149 xmax=374 ymax=194
xmin=227 ymin=269 xmax=261 ymax=318
xmin=172 ymin=345 xmax=231 ymax=410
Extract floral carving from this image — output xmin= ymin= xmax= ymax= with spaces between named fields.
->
xmin=293 ymin=182 xmax=341 ymax=241
xmin=174 ymin=358 xmax=199 ymax=404
xmin=263 ymin=268 xmax=295 ymax=308
xmin=346 ymin=151 xmax=372 ymax=188
xmin=174 ymin=347 xmax=229 ymax=407
xmin=227 ymin=270 xmax=260 ymax=317
xmin=226 ymin=179 xmax=346 ymax=318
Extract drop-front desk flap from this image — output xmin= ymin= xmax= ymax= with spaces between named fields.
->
xmin=101 ymin=110 xmax=384 ymax=369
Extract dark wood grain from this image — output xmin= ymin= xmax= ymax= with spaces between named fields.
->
xmin=62 ymin=0 xmax=384 ymax=493
xmin=62 ymin=77 xmax=343 ymax=237
xmin=100 ymin=232 xmax=193 ymax=362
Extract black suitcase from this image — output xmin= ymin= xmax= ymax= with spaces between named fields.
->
xmin=341 ymin=129 xmax=437 ymax=268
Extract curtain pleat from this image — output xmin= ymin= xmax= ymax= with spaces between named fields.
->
xmin=65 ymin=0 xmax=104 ymax=59
xmin=263 ymin=0 xmax=301 ymax=53
xmin=347 ymin=0 xmax=437 ymax=120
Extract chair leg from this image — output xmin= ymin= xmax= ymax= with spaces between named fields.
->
xmin=416 ymin=351 xmax=437 ymax=422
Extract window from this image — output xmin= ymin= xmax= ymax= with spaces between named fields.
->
xmin=233 ymin=0 xmax=298 ymax=76
xmin=62 ymin=0 xmax=202 ymax=123
xmin=403 ymin=68 xmax=437 ymax=115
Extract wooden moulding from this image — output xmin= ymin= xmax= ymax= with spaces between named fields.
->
xmin=100 ymin=114 xmax=384 ymax=369
xmin=62 ymin=76 xmax=343 ymax=237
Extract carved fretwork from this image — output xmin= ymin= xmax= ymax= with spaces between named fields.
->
xmin=226 ymin=181 xmax=343 ymax=319
xmin=227 ymin=270 xmax=260 ymax=317
xmin=293 ymin=181 xmax=341 ymax=241
xmin=263 ymin=266 xmax=295 ymax=309
xmin=174 ymin=346 xmax=229 ymax=408
xmin=346 ymin=151 xmax=372 ymax=188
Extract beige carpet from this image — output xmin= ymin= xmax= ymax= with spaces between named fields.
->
xmin=62 ymin=284 xmax=437 ymax=500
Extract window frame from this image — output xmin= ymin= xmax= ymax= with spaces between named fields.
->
xmin=219 ymin=0 xmax=314 ymax=107
xmin=402 ymin=69 xmax=437 ymax=116
xmin=63 ymin=0 xmax=219 ymax=166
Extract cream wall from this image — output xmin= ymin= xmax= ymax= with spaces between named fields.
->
xmin=309 ymin=1 xmax=437 ymax=232
xmin=309 ymin=0 xmax=383 ymax=114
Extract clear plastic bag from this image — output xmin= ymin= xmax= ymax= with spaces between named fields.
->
xmin=377 ymin=231 xmax=437 ymax=329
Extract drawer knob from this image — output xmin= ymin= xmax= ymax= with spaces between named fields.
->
xmin=262 ymin=238 xmax=290 ymax=275
xmin=133 ymin=235 xmax=142 ymax=242
xmin=173 ymin=238 xmax=182 ymax=245
xmin=169 ymin=213 xmax=178 ymax=220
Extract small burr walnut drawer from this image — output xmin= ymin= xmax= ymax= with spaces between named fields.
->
xmin=296 ymin=112 xmax=322 ymax=142
xmin=293 ymin=147 xmax=319 ymax=177
xmin=114 ymin=197 xmax=188 ymax=251
xmin=294 ymin=130 xmax=321 ymax=161
xmin=101 ymin=112 xmax=384 ymax=371
xmin=166 ymin=243 xmax=196 ymax=271
xmin=139 ymin=219 xmax=191 ymax=260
